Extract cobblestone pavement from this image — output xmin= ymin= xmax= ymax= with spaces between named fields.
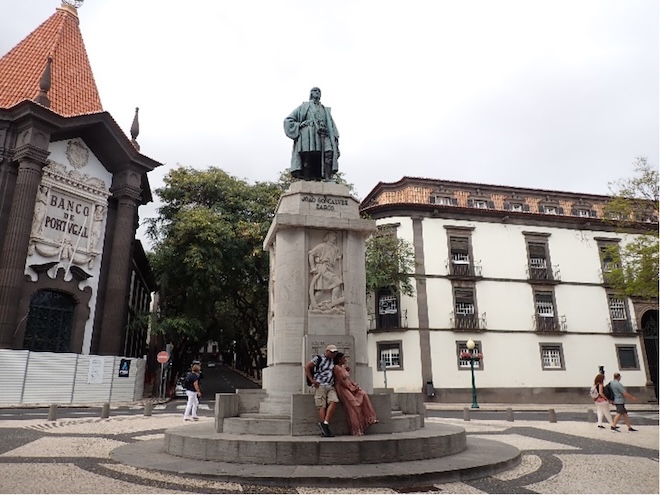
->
xmin=0 ymin=413 xmax=657 ymax=494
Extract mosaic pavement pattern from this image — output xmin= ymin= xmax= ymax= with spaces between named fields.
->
xmin=0 ymin=414 xmax=657 ymax=494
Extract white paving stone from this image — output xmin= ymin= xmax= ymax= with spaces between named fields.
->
xmin=492 ymin=454 xmax=542 ymax=481
xmin=432 ymin=481 xmax=488 ymax=493
xmin=527 ymin=454 xmax=660 ymax=494
xmin=470 ymin=433 xmax=580 ymax=451
xmin=1 ymin=437 xmax=126 ymax=459
xmin=100 ymin=463 xmax=243 ymax=492
xmin=0 ymin=463 xmax=187 ymax=494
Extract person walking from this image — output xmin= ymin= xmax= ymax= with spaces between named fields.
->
xmin=304 ymin=344 xmax=339 ymax=437
xmin=610 ymin=372 xmax=639 ymax=432
xmin=333 ymin=352 xmax=378 ymax=436
xmin=591 ymin=373 xmax=615 ymax=429
xmin=183 ymin=364 xmax=202 ymax=422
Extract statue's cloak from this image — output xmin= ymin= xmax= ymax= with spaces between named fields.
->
xmin=284 ymin=101 xmax=339 ymax=175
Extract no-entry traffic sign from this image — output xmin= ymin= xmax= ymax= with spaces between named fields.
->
xmin=157 ymin=351 xmax=170 ymax=364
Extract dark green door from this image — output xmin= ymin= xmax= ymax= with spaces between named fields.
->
xmin=23 ymin=290 xmax=75 ymax=352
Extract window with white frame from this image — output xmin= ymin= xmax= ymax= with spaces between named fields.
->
xmin=473 ymin=200 xmax=488 ymax=209
xmin=510 ymin=203 xmax=523 ymax=212
xmin=535 ymin=292 xmax=555 ymax=317
xmin=449 ymin=237 xmax=470 ymax=264
xmin=377 ymin=341 xmax=402 ymax=370
xmin=378 ymin=294 xmax=398 ymax=315
xmin=454 ymin=288 xmax=475 ymax=315
xmin=456 ymin=340 xmax=482 ymax=369
xmin=609 ymin=297 xmax=627 ymax=320
xmin=430 ymin=195 xmax=456 ymax=206
xmin=576 ymin=209 xmax=590 ymax=218
xmin=528 ymin=242 xmax=548 ymax=269
xmin=540 ymin=344 xmax=564 ymax=369
xmin=543 ymin=206 xmax=558 ymax=215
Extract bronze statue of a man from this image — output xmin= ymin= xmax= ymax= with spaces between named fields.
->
xmin=284 ymin=87 xmax=339 ymax=181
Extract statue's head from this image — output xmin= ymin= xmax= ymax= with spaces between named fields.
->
xmin=309 ymin=87 xmax=322 ymax=100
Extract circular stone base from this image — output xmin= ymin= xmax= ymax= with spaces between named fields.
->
xmin=164 ymin=422 xmax=466 ymax=465
xmin=111 ymin=435 xmax=520 ymax=488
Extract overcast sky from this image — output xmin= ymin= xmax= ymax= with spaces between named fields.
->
xmin=2 ymin=0 xmax=658 ymax=247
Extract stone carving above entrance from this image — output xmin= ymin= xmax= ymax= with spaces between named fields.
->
xmin=308 ymin=231 xmax=345 ymax=314
xmin=65 ymin=139 xmax=89 ymax=169
xmin=28 ymin=158 xmax=110 ymax=275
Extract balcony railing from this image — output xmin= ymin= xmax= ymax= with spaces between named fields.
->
xmin=534 ymin=314 xmax=567 ymax=332
xmin=368 ymin=310 xmax=408 ymax=330
xmin=526 ymin=262 xmax=561 ymax=282
xmin=446 ymin=259 xmax=483 ymax=278
xmin=450 ymin=311 xmax=487 ymax=330
xmin=608 ymin=319 xmax=633 ymax=334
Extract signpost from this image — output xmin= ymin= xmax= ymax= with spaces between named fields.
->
xmin=157 ymin=351 xmax=170 ymax=399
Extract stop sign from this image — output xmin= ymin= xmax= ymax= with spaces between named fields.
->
xmin=156 ymin=351 xmax=169 ymax=364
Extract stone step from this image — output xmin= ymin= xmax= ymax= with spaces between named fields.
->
xmin=223 ymin=412 xmax=422 ymax=436
xmin=113 ymin=436 xmax=521 ymax=488
xmin=223 ymin=416 xmax=291 ymax=435
xmin=164 ymin=422 xmax=466 ymax=465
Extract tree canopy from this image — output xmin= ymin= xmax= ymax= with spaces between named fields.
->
xmin=146 ymin=167 xmax=281 ymax=377
xmin=365 ymin=227 xmax=416 ymax=297
xmin=146 ymin=166 xmax=414 ymax=380
xmin=603 ymin=156 xmax=658 ymax=299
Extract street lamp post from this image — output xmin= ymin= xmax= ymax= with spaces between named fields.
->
xmin=465 ymin=338 xmax=480 ymax=409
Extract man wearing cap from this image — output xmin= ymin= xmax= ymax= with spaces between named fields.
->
xmin=304 ymin=344 xmax=340 ymax=437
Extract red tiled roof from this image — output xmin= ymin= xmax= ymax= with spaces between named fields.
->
xmin=0 ymin=5 xmax=102 ymax=117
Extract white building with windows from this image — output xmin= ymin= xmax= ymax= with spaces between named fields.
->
xmin=361 ymin=177 xmax=658 ymax=403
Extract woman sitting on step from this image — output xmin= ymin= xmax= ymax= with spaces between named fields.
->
xmin=332 ymin=352 xmax=378 ymax=435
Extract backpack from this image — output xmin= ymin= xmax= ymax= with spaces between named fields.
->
xmin=305 ymin=355 xmax=321 ymax=386
xmin=589 ymin=385 xmax=599 ymax=399
xmin=603 ymin=382 xmax=615 ymax=401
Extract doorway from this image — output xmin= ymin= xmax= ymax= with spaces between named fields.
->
xmin=641 ymin=309 xmax=659 ymax=399
xmin=23 ymin=290 xmax=75 ymax=352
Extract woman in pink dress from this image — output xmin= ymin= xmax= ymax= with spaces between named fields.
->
xmin=333 ymin=352 xmax=378 ymax=435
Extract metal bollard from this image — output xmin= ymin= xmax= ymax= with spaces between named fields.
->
xmin=463 ymin=407 xmax=470 ymax=421
xmin=548 ymin=408 xmax=557 ymax=423
xmin=506 ymin=407 xmax=514 ymax=422
xmin=587 ymin=408 xmax=596 ymax=423
xmin=101 ymin=403 xmax=110 ymax=419
xmin=144 ymin=401 xmax=153 ymax=417
xmin=48 ymin=404 xmax=58 ymax=421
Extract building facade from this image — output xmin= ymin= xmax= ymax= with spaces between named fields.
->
xmin=0 ymin=2 xmax=159 ymax=357
xmin=361 ymin=177 xmax=658 ymax=403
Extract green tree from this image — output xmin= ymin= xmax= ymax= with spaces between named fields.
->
xmin=603 ymin=157 xmax=658 ymax=299
xmin=365 ymin=227 xmax=416 ymax=297
xmin=146 ymin=166 xmax=416 ymax=381
xmin=146 ymin=167 xmax=281 ymax=378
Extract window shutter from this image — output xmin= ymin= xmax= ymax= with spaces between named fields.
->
xmin=429 ymin=196 xmax=436 ymax=204
xmin=538 ymin=204 xmax=544 ymax=213
xmin=467 ymin=199 xmax=474 ymax=207
xmin=451 ymin=198 xmax=458 ymax=206
xmin=557 ymin=207 xmax=564 ymax=214
xmin=487 ymin=201 xmax=495 ymax=209
xmin=504 ymin=202 xmax=511 ymax=210
xmin=590 ymin=210 xmax=597 ymax=217
xmin=455 ymin=288 xmax=473 ymax=303
xmin=522 ymin=204 xmax=530 ymax=212
xmin=570 ymin=208 xmax=577 ymax=216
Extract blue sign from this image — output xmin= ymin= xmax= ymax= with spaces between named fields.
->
xmin=118 ymin=359 xmax=131 ymax=378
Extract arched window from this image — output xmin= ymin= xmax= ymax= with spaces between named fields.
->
xmin=23 ymin=290 xmax=75 ymax=352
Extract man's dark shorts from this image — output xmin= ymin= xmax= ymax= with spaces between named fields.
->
xmin=615 ymin=403 xmax=628 ymax=414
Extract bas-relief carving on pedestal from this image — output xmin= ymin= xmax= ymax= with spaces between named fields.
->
xmin=308 ymin=231 xmax=345 ymax=314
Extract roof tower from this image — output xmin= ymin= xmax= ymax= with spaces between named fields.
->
xmin=0 ymin=0 xmax=103 ymax=117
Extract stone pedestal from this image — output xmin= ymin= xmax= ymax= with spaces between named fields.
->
xmin=260 ymin=181 xmax=376 ymax=414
